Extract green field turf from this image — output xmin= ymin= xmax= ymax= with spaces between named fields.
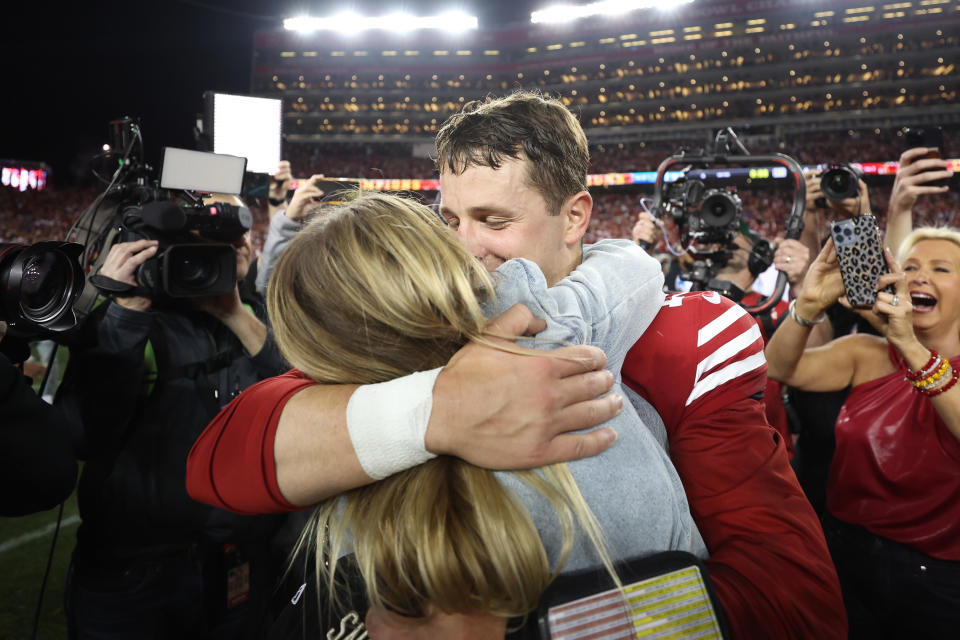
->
xmin=0 ymin=491 xmax=79 ymax=640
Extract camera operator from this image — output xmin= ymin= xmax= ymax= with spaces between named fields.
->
xmin=885 ymin=146 xmax=954 ymax=253
xmin=0 ymin=320 xmax=78 ymax=516
xmin=55 ymin=195 xmax=289 ymax=638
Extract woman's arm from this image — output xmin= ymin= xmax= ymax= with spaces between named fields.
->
xmin=765 ymin=238 xmax=863 ymax=391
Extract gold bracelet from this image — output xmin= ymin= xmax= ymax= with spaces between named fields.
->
xmin=916 ymin=357 xmax=952 ymax=390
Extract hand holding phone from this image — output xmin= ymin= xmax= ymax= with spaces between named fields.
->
xmin=890 ymin=147 xmax=954 ymax=219
xmin=830 ymin=214 xmax=892 ymax=309
xmin=285 ymin=174 xmax=329 ymax=221
xmin=902 ymin=126 xmax=953 ymax=189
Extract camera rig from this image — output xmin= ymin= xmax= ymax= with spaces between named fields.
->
xmin=648 ymin=128 xmax=806 ymax=316
xmin=67 ymin=118 xmax=252 ymax=322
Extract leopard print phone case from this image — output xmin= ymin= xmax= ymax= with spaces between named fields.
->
xmin=830 ymin=214 xmax=889 ymax=309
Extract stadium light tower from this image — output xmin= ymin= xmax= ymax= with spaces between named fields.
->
xmin=531 ymin=0 xmax=694 ymax=24
xmin=283 ymin=11 xmax=478 ymax=33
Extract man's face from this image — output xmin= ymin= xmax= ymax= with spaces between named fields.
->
xmin=438 ymin=156 xmax=588 ymax=286
xmin=232 ymin=232 xmax=252 ymax=282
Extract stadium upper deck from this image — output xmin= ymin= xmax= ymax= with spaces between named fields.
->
xmin=252 ymin=0 xmax=960 ymax=144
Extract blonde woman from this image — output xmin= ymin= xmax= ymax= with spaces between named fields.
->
xmin=765 ymin=227 xmax=960 ymax=638
xmin=267 ymin=192 xmax=705 ymax=635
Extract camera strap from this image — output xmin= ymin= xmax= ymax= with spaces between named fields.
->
xmin=89 ymin=274 xmax=153 ymax=298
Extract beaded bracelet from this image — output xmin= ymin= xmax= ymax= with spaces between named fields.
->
xmin=904 ymin=350 xmax=940 ymax=382
xmin=788 ymin=299 xmax=826 ymax=327
xmin=915 ymin=357 xmax=951 ymax=390
xmin=918 ymin=368 xmax=959 ymax=397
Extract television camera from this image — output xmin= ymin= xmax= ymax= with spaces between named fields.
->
xmin=69 ymin=119 xmax=252 ymax=321
xmin=647 ymin=128 xmax=806 ymax=316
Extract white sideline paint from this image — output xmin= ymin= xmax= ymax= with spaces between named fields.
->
xmin=0 ymin=515 xmax=80 ymax=555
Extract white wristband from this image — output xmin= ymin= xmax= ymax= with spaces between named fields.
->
xmin=346 ymin=367 xmax=441 ymax=480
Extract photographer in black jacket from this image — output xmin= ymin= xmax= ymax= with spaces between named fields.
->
xmin=0 ymin=320 xmax=78 ymax=516
xmin=56 ymin=193 xmax=289 ymax=639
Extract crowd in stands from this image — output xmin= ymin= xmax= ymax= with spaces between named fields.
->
xmin=282 ymin=126 xmax=959 ymax=183
xmin=3 ymin=127 xmax=956 ymax=255
xmin=6 ymin=182 xmax=953 ymax=255
xmin=0 ymin=185 xmax=101 ymax=246
xmin=0 ymin=186 xmax=271 ymax=258
xmin=283 ymin=142 xmax=436 ymax=180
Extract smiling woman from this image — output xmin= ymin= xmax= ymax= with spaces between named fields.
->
xmin=764 ymin=226 xmax=960 ymax=638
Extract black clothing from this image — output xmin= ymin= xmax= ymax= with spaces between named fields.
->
xmin=56 ymin=295 xmax=287 ymax=638
xmin=0 ymin=352 xmax=78 ymax=516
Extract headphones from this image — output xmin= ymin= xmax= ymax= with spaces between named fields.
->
xmin=738 ymin=222 xmax=774 ymax=277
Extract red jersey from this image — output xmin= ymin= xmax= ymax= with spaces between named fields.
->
xmin=828 ymin=347 xmax=960 ymax=561
xmin=187 ymin=290 xmax=846 ymax=639
xmin=622 ymin=291 xmax=845 ymax=640
xmin=741 ymin=291 xmax=793 ymax=458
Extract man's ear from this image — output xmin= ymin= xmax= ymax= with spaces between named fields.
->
xmin=563 ymin=190 xmax=593 ymax=245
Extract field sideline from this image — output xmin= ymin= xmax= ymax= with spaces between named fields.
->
xmin=0 ymin=491 xmax=79 ymax=639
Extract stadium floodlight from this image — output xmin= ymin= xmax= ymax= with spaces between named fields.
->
xmin=283 ymin=11 xmax=477 ymax=33
xmin=530 ymin=0 xmax=694 ymax=24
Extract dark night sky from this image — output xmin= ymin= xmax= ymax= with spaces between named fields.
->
xmin=3 ymin=0 xmax=539 ymax=185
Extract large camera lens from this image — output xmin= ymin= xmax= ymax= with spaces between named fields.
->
xmin=160 ymin=244 xmax=237 ymax=297
xmin=20 ymin=250 xmax=73 ymax=319
xmin=0 ymin=242 xmax=84 ymax=331
xmin=820 ymin=164 xmax=861 ymax=201
xmin=699 ymin=191 xmax=741 ymax=229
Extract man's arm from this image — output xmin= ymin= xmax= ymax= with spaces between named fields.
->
xmin=623 ymin=292 xmax=846 ymax=639
xmin=187 ymin=304 xmax=622 ymax=513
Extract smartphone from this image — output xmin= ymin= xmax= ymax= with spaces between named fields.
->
xmin=286 ymin=178 xmax=359 ymax=206
xmin=904 ymin=126 xmax=944 ymax=158
xmin=903 ymin=126 xmax=950 ymax=188
xmin=830 ymin=214 xmax=891 ymax=309
xmin=535 ymin=552 xmax=729 ymax=639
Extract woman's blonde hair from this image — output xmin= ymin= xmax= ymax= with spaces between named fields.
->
xmin=897 ymin=226 xmax=960 ymax=263
xmin=268 ymin=192 xmax=615 ymax=620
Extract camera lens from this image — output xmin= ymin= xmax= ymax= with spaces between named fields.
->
xmin=20 ymin=250 xmax=73 ymax=320
xmin=829 ymin=172 xmax=851 ymax=193
xmin=700 ymin=191 xmax=739 ymax=228
xmin=172 ymin=256 xmax=218 ymax=290
xmin=820 ymin=165 xmax=860 ymax=201
xmin=0 ymin=242 xmax=83 ymax=331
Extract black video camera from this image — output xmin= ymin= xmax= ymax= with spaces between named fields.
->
xmin=71 ymin=121 xmax=251 ymax=314
xmin=0 ymin=242 xmax=84 ymax=333
xmin=817 ymin=162 xmax=863 ymax=204
xmin=662 ymin=179 xmax=743 ymax=246
xmin=117 ymin=199 xmax=252 ymax=298
xmin=650 ymin=128 xmax=806 ymax=316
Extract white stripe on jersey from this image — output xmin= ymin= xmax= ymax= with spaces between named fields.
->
xmin=692 ymin=323 xmax=763 ymax=389
xmin=686 ymin=351 xmax=767 ymax=407
xmin=696 ymin=304 xmax=749 ymax=347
